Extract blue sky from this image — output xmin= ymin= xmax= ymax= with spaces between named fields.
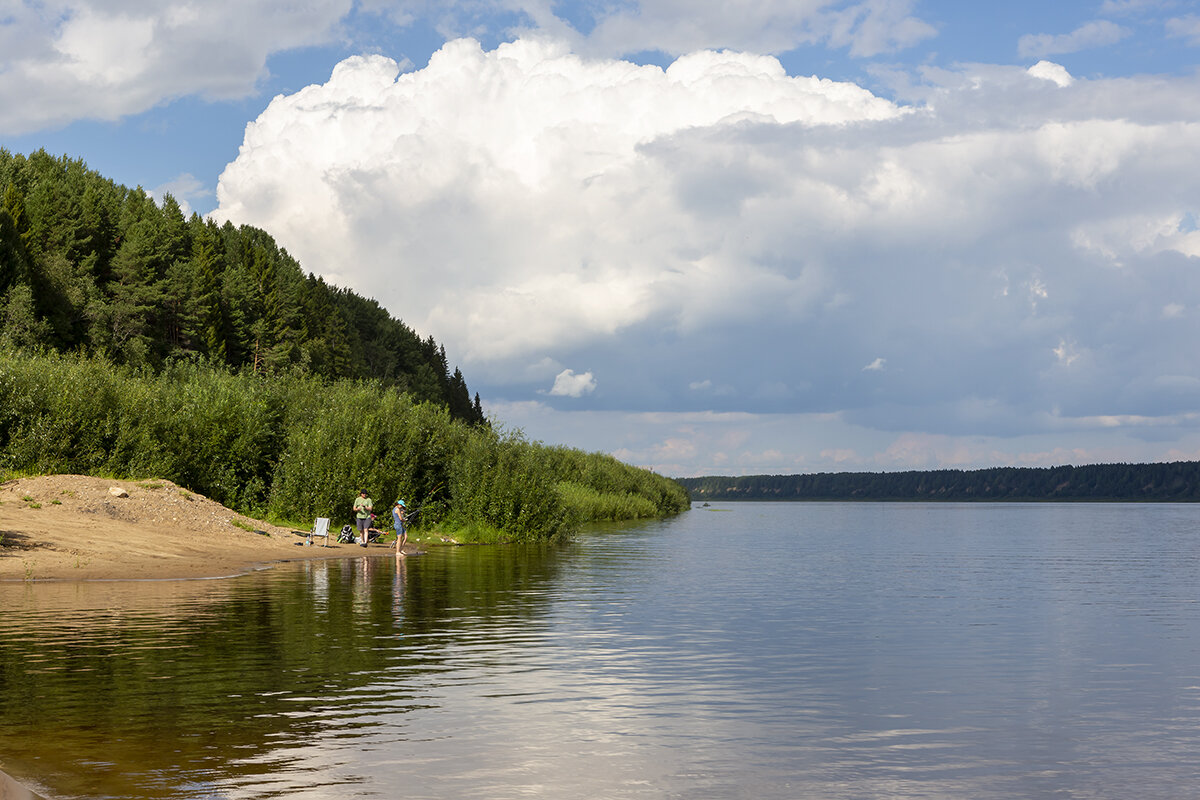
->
xmin=4 ymin=0 xmax=1200 ymax=476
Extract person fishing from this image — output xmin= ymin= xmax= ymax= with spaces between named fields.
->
xmin=353 ymin=490 xmax=373 ymax=547
xmin=392 ymin=499 xmax=408 ymax=555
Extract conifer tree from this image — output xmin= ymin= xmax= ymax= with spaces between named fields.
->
xmin=191 ymin=223 xmax=227 ymax=361
xmin=104 ymin=192 xmax=167 ymax=364
xmin=448 ymin=367 xmax=472 ymax=420
xmin=0 ymin=208 xmax=26 ymax=295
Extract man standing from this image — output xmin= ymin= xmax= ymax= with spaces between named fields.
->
xmin=353 ymin=490 xmax=373 ymax=547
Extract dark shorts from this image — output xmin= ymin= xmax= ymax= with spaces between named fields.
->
xmin=356 ymin=517 xmax=370 ymax=532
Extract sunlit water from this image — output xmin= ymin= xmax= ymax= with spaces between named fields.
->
xmin=4 ymin=502 xmax=1200 ymax=799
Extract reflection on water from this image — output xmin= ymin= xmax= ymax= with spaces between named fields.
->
xmin=3 ymin=504 xmax=1200 ymax=798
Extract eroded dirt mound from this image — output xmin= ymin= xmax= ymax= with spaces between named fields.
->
xmin=2 ymin=475 xmax=284 ymax=535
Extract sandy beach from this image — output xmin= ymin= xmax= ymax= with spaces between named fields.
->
xmin=0 ymin=475 xmax=401 ymax=582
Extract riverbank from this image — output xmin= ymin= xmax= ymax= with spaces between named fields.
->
xmin=0 ymin=475 xmax=405 ymax=581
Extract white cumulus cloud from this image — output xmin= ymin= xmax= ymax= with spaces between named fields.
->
xmin=215 ymin=37 xmax=902 ymax=369
xmin=549 ymin=369 xmax=598 ymax=397
xmin=1027 ymin=60 xmax=1073 ymax=87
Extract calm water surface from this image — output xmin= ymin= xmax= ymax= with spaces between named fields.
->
xmin=3 ymin=502 xmax=1200 ymax=799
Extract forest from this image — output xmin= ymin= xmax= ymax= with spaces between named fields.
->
xmin=0 ymin=149 xmax=483 ymax=424
xmin=0 ymin=150 xmax=690 ymax=539
xmin=678 ymin=462 xmax=1200 ymax=502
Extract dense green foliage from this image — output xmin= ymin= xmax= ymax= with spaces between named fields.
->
xmin=542 ymin=444 xmax=693 ymax=519
xmin=679 ymin=463 xmax=1200 ymax=502
xmin=0 ymin=148 xmax=483 ymax=424
xmin=0 ymin=350 xmax=689 ymax=539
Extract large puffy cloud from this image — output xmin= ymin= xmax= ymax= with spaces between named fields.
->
xmin=214 ymin=38 xmax=1200 ymax=450
xmin=216 ymin=36 xmax=901 ymax=364
xmin=0 ymin=0 xmax=351 ymax=134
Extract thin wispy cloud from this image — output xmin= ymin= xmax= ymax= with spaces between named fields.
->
xmin=582 ymin=0 xmax=937 ymax=58
xmin=1018 ymin=20 xmax=1130 ymax=58
xmin=148 ymin=173 xmax=207 ymax=216
xmin=1166 ymin=15 xmax=1200 ymax=44
xmin=1100 ymin=0 xmax=1169 ymax=14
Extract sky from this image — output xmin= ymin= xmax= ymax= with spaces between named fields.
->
xmin=4 ymin=0 xmax=1200 ymax=478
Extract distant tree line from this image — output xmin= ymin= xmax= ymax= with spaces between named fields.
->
xmin=678 ymin=462 xmax=1200 ymax=502
xmin=0 ymin=149 xmax=483 ymax=424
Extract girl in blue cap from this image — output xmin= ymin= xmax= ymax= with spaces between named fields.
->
xmin=392 ymin=499 xmax=408 ymax=555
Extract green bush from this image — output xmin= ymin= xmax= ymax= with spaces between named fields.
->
xmin=107 ymin=364 xmax=285 ymax=513
xmin=446 ymin=427 xmax=573 ymax=542
xmin=0 ymin=351 xmax=123 ymax=475
xmin=0 ymin=349 xmax=688 ymax=541
xmin=267 ymin=380 xmax=463 ymax=528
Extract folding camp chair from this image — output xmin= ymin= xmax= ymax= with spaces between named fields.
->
xmin=307 ymin=517 xmax=331 ymax=547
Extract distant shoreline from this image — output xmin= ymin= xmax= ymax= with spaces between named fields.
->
xmin=678 ymin=461 xmax=1200 ymax=503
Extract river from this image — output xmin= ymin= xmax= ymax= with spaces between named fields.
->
xmin=3 ymin=502 xmax=1200 ymax=798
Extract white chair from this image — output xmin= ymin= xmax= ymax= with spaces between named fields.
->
xmin=307 ymin=517 xmax=331 ymax=547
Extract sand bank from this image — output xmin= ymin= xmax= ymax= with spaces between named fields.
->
xmin=0 ymin=475 xmax=401 ymax=582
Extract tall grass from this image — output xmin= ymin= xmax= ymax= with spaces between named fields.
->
xmin=0 ymin=349 xmax=689 ymax=540
xmin=555 ymin=482 xmax=659 ymax=521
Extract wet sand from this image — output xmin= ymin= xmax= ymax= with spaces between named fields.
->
xmin=0 ymin=766 xmax=43 ymax=800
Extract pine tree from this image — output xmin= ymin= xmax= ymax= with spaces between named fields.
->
xmin=472 ymin=392 xmax=485 ymax=426
xmin=193 ymin=235 xmax=226 ymax=361
xmin=447 ymin=367 xmax=472 ymax=421
xmin=102 ymin=192 xmax=167 ymax=364
xmin=0 ymin=207 xmax=27 ymax=295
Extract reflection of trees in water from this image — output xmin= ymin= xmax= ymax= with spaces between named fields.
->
xmin=0 ymin=545 xmax=566 ymax=799
xmin=396 ymin=543 xmax=566 ymax=634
